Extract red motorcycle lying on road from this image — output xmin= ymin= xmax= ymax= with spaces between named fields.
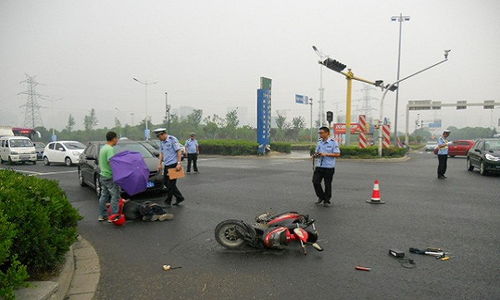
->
xmin=215 ymin=212 xmax=323 ymax=255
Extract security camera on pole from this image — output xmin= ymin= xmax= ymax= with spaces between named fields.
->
xmin=377 ymin=50 xmax=451 ymax=157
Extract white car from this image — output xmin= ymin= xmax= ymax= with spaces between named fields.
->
xmin=424 ymin=142 xmax=438 ymax=152
xmin=43 ymin=141 xmax=86 ymax=166
xmin=0 ymin=136 xmax=37 ymax=164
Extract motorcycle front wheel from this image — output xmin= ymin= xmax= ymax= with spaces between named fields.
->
xmin=215 ymin=219 xmax=251 ymax=249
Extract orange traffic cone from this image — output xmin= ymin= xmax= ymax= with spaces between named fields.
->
xmin=367 ymin=180 xmax=385 ymax=204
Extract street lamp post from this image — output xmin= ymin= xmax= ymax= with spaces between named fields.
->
xmin=391 ymin=13 xmax=411 ymax=145
xmin=378 ymin=50 xmax=450 ymax=157
xmin=309 ymin=97 xmax=313 ymax=142
xmin=133 ymin=77 xmax=158 ymax=140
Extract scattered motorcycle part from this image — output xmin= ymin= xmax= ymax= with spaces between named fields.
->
xmin=162 ymin=265 xmax=182 ymax=271
xmin=312 ymin=243 xmax=323 ymax=251
xmin=389 ymin=249 xmax=405 ymax=258
xmin=355 ymin=266 xmax=371 ymax=271
xmin=440 ymin=256 xmax=450 ymax=261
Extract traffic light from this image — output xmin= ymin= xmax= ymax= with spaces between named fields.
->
xmin=321 ymin=58 xmax=347 ymax=72
xmin=326 ymin=111 xmax=334 ymax=124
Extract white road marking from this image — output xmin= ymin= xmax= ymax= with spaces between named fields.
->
xmin=37 ymin=170 xmax=78 ymax=176
xmin=0 ymin=168 xmax=77 ymax=176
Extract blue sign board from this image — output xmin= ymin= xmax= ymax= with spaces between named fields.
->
xmin=295 ymin=94 xmax=309 ymax=104
xmin=428 ymin=120 xmax=442 ymax=128
xmin=144 ymin=129 xmax=151 ymax=140
xmin=257 ymin=89 xmax=271 ymax=154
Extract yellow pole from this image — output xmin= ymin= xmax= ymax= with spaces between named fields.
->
xmin=345 ymin=69 xmax=353 ymax=145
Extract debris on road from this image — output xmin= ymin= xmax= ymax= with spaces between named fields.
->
xmin=355 ymin=266 xmax=371 ymax=271
xmin=162 ymin=265 xmax=182 ymax=271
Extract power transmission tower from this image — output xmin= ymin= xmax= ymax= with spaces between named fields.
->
xmin=354 ymin=85 xmax=377 ymax=120
xmin=19 ymin=74 xmax=45 ymax=128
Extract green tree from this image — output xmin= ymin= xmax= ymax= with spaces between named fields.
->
xmin=83 ymin=109 xmax=98 ymax=131
xmin=65 ymin=114 xmax=75 ymax=132
xmin=291 ymin=116 xmax=305 ymax=130
xmin=275 ymin=112 xmax=288 ymax=130
xmin=186 ymin=109 xmax=203 ymax=128
xmin=225 ymin=109 xmax=239 ymax=129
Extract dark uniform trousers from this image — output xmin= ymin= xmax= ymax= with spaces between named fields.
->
xmin=187 ymin=153 xmax=198 ymax=172
xmin=437 ymin=154 xmax=448 ymax=177
xmin=312 ymin=167 xmax=335 ymax=201
xmin=164 ymin=163 xmax=184 ymax=204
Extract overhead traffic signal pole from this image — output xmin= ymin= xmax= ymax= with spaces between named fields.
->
xmin=313 ymin=46 xmax=385 ymax=145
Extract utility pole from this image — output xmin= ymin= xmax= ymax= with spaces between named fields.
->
xmin=133 ymin=77 xmax=158 ymax=140
xmin=309 ymin=97 xmax=313 ymax=142
xmin=165 ymin=91 xmax=170 ymax=131
xmin=318 ymin=65 xmax=325 ymax=126
xmin=391 ymin=13 xmax=410 ymax=145
xmin=19 ymin=74 xmax=45 ymax=128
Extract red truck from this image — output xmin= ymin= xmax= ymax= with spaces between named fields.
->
xmin=448 ymin=140 xmax=474 ymax=157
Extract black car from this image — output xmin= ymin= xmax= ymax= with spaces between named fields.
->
xmin=466 ymin=138 xmax=500 ymax=176
xmin=78 ymin=140 xmax=165 ymax=197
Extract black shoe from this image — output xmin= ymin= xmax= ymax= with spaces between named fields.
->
xmin=173 ymin=198 xmax=185 ymax=206
xmin=315 ymin=198 xmax=323 ymax=205
xmin=323 ymin=201 xmax=332 ymax=207
xmin=437 ymin=175 xmax=445 ymax=179
xmin=165 ymin=200 xmax=172 ymax=207
xmin=442 ymin=175 xmax=447 ymax=178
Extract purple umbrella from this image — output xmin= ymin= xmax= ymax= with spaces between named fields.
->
xmin=110 ymin=151 xmax=150 ymax=196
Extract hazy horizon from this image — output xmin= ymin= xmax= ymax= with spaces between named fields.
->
xmin=1 ymin=0 xmax=499 ymax=133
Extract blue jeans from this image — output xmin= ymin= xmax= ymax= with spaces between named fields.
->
xmin=98 ymin=177 xmax=120 ymax=217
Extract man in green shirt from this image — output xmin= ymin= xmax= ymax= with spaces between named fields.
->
xmin=98 ymin=131 xmax=120 ymax=222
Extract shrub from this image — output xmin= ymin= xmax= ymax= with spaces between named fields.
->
xmin=309 ymin=145 xmax=408 ymax=158
xmin=199 ymin=140 xmax=258 ymax=155
xmin=198 ymin=140 xmax=291 ymax=155
xmin=0 ymin=170 xmax=81 ymax=298
xmin=270 ymin=142 xmax=291 ymax=153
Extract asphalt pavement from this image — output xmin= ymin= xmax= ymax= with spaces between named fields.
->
xmin=2 ymin=152 xmax=499 ymax=300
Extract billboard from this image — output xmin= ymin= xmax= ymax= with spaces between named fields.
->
xmin=257 ymin=87 xmax=271 ymax=154
xmin=295 ymin=94 xmax=309 ymax=104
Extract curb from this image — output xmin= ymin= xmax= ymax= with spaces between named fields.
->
xmin=15 ymin=236 xmax=100 ymax=300
xmin=66 ymin=236 xmax=101 ymax=300
xmin=16 ymin=245 xmax=75 ymax=300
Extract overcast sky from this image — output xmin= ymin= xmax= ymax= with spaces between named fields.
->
xmin=1 ymin=0 xmax=499 ymax=133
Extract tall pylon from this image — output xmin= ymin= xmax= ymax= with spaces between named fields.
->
xmin=19 ymin=74 xmax=45 ymax=128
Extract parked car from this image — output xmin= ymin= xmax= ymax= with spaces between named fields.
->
xmin=0 ymin=136 xmax=37 ymax=164
xmin=141 ymin=140 xmax=186 ymax=160
xmin=33 ymin=142 xmax=45 ymax=160
xmin=466 ymin=138 xmax=500 ymax=176
xmin=424 ymin=141 xmax=437 ymax=152
xmin=43 ymin=141 xmax=86 ymax=166
xmin=447 ymin=140 xmax=474 ymax=157
xmin=78 ymin=140 xmax=165 ymax=197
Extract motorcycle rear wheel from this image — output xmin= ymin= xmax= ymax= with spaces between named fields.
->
xmin=215 ymin=219 xmax=252 ymax=249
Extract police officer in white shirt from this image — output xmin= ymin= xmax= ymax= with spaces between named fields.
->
xmin=436 ymin=130 xmax=451 ymax=179
xmin=154 ymin=128 xmax=185 ymax=206
xmin=312 ymin=126 xmax=341 ymax=207
xmin=184 ymin=133 xmax=199 ymax=173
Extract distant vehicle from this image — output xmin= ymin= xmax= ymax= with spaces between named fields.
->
xmin=11 ymin=127 xmax=40 ymax=140
xmin=78 ymin=140 xmax=165 ymax=197
xmin=33 ymin=142 xmax=46 ymax=160
xmin=43 ymin=141 xmax=86 ymax=166
xmin=424 ymin=141 xmax=437 ymax=152
xmin=0 ymin=136 xmax=37 ymax=165
xmin=447 ymin=140 xmax=474 ymax=157
xmin=0 ymin=126 xmax=14 ymax=138
xmin=467 ymin=138 xmax=500 ymax=176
